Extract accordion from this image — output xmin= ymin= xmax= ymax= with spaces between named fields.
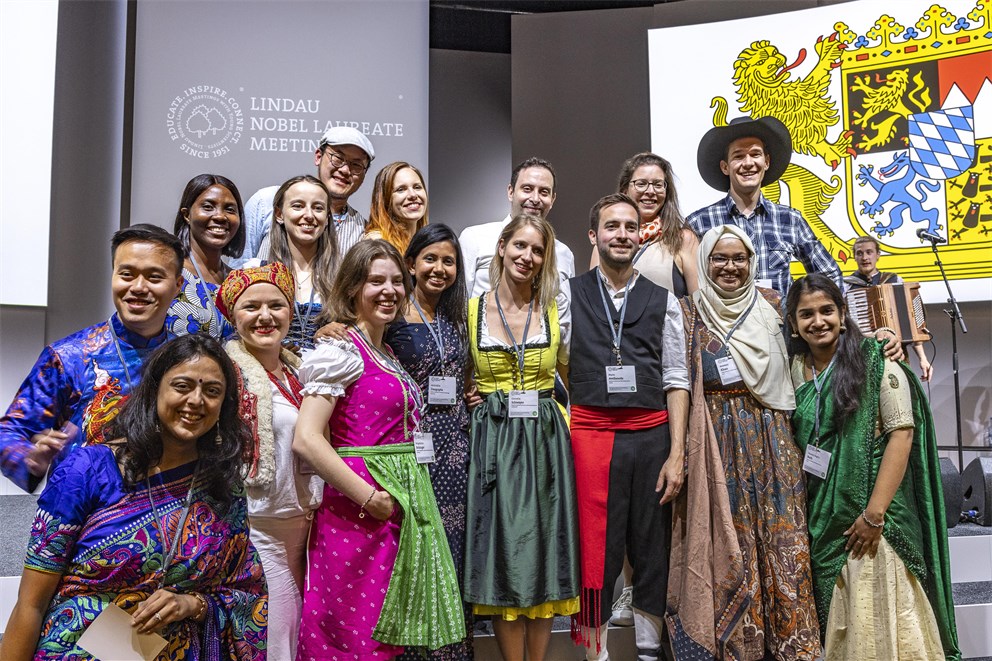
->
xmin=845 ymin=282 xmax=929 ymax=344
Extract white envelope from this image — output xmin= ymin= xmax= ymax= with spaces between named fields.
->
xmin=76 ymin=602 xmax=168 ymax=661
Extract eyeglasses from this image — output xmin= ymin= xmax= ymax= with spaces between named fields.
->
xmin=708 ymin=255 xmax=749 ymax=268
xmin=322 ymin=148 xmax=368 ymax=176
xmin=630 ymin=179 xmax=667 ymax=193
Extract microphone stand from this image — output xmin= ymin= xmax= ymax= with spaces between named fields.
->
xmin=928 ymin=237 xmax=968 ymax=471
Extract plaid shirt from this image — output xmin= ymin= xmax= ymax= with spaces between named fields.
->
xmin=687 ymin=194 xmax=842 ymax=296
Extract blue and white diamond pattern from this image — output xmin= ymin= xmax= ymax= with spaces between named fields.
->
xmin=908 ymin=106 xmax=977 ymax=180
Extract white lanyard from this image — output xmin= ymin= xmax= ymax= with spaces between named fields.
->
xmin=810 ymin=354 xmax=837 ymax=444
xmin=411 ymin=297 xmax=447 ymax=372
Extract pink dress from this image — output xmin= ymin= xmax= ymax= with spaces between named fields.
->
xmin=297 ymin=332 xmax=422 ymax=661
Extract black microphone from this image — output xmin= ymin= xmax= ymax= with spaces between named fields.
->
xmin=916 ymin=228 xmax=947 ymax=244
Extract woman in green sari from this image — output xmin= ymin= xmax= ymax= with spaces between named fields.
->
xmin=785 ymin=273 xmax=959 ymax=661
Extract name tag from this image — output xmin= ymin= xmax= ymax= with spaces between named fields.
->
xmin=428 ymin=376 xmax=457 ymax=405
xmin=755 ymin=278 xmax=773 ymax=289
xmin=715 ymin=355 xmax=742 ymax=385
xmin=803 ymin=445 xmax=831 ymax=479
xmin=508 ymin=390 xmax=539 ymax=418
xmin=413 ymin=432 xmax=435 ymax=464
xmin=605 ymin=365 xmax=637 ymax=393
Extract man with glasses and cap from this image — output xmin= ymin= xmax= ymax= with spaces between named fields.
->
xmin=686 ymin=116 xmax=841 ymax=297
xmin=235 ymin=126 xmax=375 ymax=266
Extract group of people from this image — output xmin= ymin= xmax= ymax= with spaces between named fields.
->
xmin=0 ymin=117 xmax=959 ymax=661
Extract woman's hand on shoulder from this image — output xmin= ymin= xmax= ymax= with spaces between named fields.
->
xmin=314 ymin=321 xmax=349 ymax=342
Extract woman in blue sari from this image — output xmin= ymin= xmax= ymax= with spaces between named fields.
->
xmin=1 ymin=334 xmax=266 ymax=660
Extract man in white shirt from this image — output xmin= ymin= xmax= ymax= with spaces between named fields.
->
xmin=459 ymin=157 xmax=575 ymax=297
xmin=233 ymin=126 xmax=375 ymax=267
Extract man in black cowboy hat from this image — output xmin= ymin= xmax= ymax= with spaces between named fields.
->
xmin=686 ymin=116 xmax=841 ymax=296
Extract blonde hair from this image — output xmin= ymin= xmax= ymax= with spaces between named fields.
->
xmin=365 ymin=162 xmax=429 ymax=255
xmin=488 ymin=215 xmax=560 ymax=309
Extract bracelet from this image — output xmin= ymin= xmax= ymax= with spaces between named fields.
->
xmin=861 ymin=509 xmax=884 ymax=528
xmin=358 ymin=487 xmax=377 ymax=519
xmin=873 ymin=326 xmax=896 ymax=340
xmin=190 ymin=592 xmax=207 ymax=621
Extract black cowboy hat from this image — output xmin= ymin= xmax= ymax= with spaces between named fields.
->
xmin=696 ymin=116 xmax=792 ymax=192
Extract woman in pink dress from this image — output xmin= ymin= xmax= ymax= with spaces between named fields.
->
xmin=292 ymin=240 xmax=464 ymax=660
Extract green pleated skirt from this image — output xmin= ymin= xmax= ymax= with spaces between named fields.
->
xmin=463 ymin=390 xmax=581 ymax=611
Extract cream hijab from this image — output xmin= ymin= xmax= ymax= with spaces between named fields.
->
xmin=692 ymin=225 xmax=795 ymax=410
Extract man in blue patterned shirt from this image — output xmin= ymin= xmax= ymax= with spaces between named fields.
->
xmin=0 ymin=225 xmax=182 ymax=492
xmin=687 ymin=116 xmax=841 ymax=296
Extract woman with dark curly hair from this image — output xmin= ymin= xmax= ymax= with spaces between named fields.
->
xmin=167 ymin=173 xmax=246 ymax=339
xmin=1 ymin=334 xmax=267 ymax=661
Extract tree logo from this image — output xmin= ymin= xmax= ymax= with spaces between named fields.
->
xmin=167 ymin=85 xmax=244 ymax=159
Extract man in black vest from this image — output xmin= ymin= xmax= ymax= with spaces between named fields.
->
xmin=567 ymin=193 xmax=689 ymax=660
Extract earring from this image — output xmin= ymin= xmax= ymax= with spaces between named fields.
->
xmin=215 ymin=430 xmax=222 ymax=447
xmin=840 ymin=324 xmax=847 ymax=333
xmin=790 ymin=332 xmax=799 ymax=338
xmin=155 ymin=422 xmax=161 ymax=434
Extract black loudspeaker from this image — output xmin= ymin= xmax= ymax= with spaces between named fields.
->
xmin=939 ymin=457 xmax=962 ymax=529
xmin=961 ymin=457 xmax=992 ymax=527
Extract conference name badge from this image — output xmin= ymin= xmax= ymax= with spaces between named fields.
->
xmin=428 ymin=376 xmax=457 ymax=405
xmin=605 ymin=365 xmax=637 ymax=393
xmin=715 ymin=355 xmax=742 ymax=386
xmin=414 ymin=432 xmax=435 ymax=464
xmin=803 ymin=445 xmax=831 ymax=480
xmin=508 ymin=390 xmax=539 ymax=418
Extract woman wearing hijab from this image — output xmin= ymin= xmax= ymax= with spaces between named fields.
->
xmin=667 ymin=225 xmax=820 ymax=661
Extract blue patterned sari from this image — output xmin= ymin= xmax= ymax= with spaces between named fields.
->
xmin=26 ymin=445 xmax=266 ymax=660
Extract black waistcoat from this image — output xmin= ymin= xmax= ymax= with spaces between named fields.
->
xmin=569 ymin=269 xmax=669 ymax=410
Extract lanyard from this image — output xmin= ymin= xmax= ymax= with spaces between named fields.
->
xmin=810 ymin=354 xmax=837 ymax=444
xmin=295 ymin=286 xmax=317 ymax=339
xmin=146 ymin=462 xmax=199 ymax=589
xmin=722 ymin=289 xmax=758 ymax=347
xmin=267 ymin=366 xmax=304 ymax=409
xmin=411 ymin=297 xmax=446 ymax=371
xmin=354 ymin=327 xmax=424 ymax=434
xmin=107 ymin=317 xmax=135 ymax=391
xmin=189 ymin=255 xmax=222 ymax=338
xmin=596 ymin=268 xmax=635 ymax=366
xmin=493 ymin=291 xmax=534 ymax=389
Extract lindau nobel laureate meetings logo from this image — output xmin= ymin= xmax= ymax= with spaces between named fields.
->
xmin=167 ymin=85 xmax=244 ymax=158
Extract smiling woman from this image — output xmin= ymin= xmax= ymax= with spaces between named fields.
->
xmin=364 ymin=161 xmax=430 ymax=255
xmin=291 ymin=240 xmax=464 ymax=658
xmin=166 ymin=173 xmax=246 ymax=340
xmin=0 ymin=334 xmax=266 ymax=661
xmin=215 ymin=263 xmax=322 ymax=661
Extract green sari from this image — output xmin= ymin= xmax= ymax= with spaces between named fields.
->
xmin=793 ymin=338 xmax=959 ymax=661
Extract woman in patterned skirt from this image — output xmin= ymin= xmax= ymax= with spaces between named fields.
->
xmin=292 ymin=240 xmax=464 ymax=660
xmin=386 ymin=224 xmax=474 ymax=660
xmin=1 ymin=334 xmax=266 ymax=660
xmin=670 ymin=225 xmax=820 ymax=660
xmin=787 ymin=274 xmax=959 ymax=660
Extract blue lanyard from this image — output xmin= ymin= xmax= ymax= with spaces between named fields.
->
xmin=596 ymin=268 xmax=635 ymax=366
xmin=411 ymin=297 xmax=447 ymax=373
xmin=722 ymin=290 xmax=759 ymax=347
xmin=493 ymin=291 xmax=533 ymax=389
xmin=146 ymin=462 xmax=199 ymax=590
xmin=296 ymin=286 xmax=317 ymax=338
xmin=189 ymin=255 xmax=222 ymax=338
xmin=107 ymin=317 xmax=134 ymax=391
xmin=810 ymin=354 xmax=837 ymax=444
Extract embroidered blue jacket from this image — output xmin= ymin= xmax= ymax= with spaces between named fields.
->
xmin=0 ymin=314 xmax=171 ymax=492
